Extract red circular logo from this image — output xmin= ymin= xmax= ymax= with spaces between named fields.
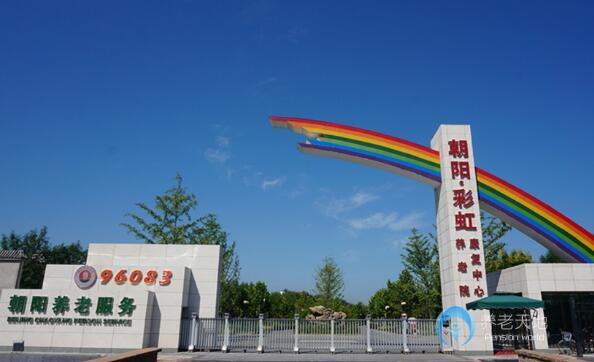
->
xmin=74 ymin=266 xmax=97 ymax=289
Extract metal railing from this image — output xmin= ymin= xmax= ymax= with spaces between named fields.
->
xmin=369 ymin=318 xmax=403 ymax=352
xmin=263 ymin=318 xmax=295 ymax=352
xmin=181 ymin=314 xmax=441 ymax=353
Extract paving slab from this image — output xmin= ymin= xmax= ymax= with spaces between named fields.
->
xmin=157 ymin=352 xmax=474 ymax=362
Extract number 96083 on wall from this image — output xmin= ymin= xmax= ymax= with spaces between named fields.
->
xmin=99 ymin=268 xmax=173 ymax=286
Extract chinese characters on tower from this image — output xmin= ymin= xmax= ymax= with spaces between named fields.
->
xmin=448 ymin=139 xmax=485 ymax=299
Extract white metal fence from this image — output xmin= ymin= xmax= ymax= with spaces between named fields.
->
xmin=180 ymin=314 xmax=441 ymax=353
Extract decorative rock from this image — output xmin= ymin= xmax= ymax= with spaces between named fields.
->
xmin=333 ymin=311 xmax=347 ymax=320
xmin=306 ymin=305 xmax=347 ymax=320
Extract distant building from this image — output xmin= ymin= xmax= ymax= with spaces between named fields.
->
xmin=487 ymin=263 xmax=594 ymax=350
xmin=0 ymin=250 xmax=25 ymax=292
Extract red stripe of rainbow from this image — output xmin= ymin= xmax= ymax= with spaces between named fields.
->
xmin=270 ymin=116 xmax=594 ymax=263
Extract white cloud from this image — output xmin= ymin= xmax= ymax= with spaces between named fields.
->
xmin=288 ymin=187 xmax=306 ymax=199
xmin=318 ymin=191 xmax=379 ymax=217
xmin=254 ymin=76 xmax=277 ymax=88
xmin=349 ymin=212 xmax=398 ymax=230
xmin=387 ymin=212 xmax=424 ymax=231
xmin=204 ymin=148 xmax=230 ymax=164
xmin=392 ymin=238 xmax=409 ymax=248
xmin=205 ymin=134 xmax=232 ymax=164
xmin=215 ymin=136 xmax=230 ymax=147
xmin=348 ymin=211 xmax=423 ymax=231
xmin=350 ymin=191 xmax=379 ymax=207
xmin=261 ymin=177 xmax=284 ymax=190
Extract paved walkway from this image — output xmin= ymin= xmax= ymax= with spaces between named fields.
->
xmin=156 ymin=352 xmax=511 ymax=362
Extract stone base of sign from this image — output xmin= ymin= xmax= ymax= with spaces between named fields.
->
xmin=0 ymin=244 xmax=222 ymax=353
xmin=44 ymin=265 xmax=191 ymax=349
xmin=0 ymin=346 xmax=180 ymax=354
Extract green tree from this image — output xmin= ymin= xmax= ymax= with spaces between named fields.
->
xmin=242 ymin=281 xmax=271 ymax=317
xmin=368 ymin=287 xmax=393 ymax=318
xmin=313 ymin=256 xmax=344 ymax=308
xmin=269 ymin=290 xmax=317 ymax=318
xmin=121 ymin=174 xmax=240 ymax=285
xmin=392 ymin=269 xmax=421 ymax=317
xmin=195 ymin=214 xmax=240 ymax=284
xmin=48 ymin=241 xmax=88 ymax=265
xmin=121 ymin=174 xmax=198 ymax=244
xmin=1 ymin=227 xmax=87 ymax=288
xmin=539 ymin=250 xmax=566 ymax=263
xmin=401 ymin=229 xmax=440 ymax=318
xmin=481 ymin=213 xmax=512 ymax=272
xmin=488 ymin=249 xmax=533 ymax=271
xmin=480 ymin=214 xmax=533 ymax=272
xmin=219 ymin=281 xmax=271 ymax=317
xmin=393 ymin=213 xmax=515 ymax=316
xmin=345 ymin=302 xmax=368 ymax=319
xmin=368 ymin=270 xmax=420 ymax=318
xmin=219 ymin=280 xmax=242 ymax=317
xmin=1 ymin=227 xmax=49 ymax=288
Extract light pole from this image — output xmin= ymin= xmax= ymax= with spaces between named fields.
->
xmin=384 ymin=305 xmax=390 ymax=319
xmin=260 ymin=298 xmax=266 ymax=316
xmin=243 ymin=299 xmax=249 ymax=318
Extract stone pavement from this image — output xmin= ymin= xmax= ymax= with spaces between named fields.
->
xmin=4 ymin=351 xmax=593 ymax=362
xmin=156 ymin=352 xmax=514 ymax=362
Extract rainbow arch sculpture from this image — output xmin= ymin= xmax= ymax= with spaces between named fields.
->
xmin=270 ymin=116 xmax=594 ymax=264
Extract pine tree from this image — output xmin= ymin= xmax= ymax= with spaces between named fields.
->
xmin=391 ymin=269 xmax=421 ymax=316
xmin=401 ymin=228 xmax=440 ymax=318
xmin=121 ymin=174 xmax=240 ymax=284
xmin=313 ymin=256 xmax=345 ymax=307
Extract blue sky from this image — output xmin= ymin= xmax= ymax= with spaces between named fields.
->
xmin=1 ymin=1 xmax=593 ymax=303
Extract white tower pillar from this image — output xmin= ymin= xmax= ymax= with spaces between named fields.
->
xmin=431 ymin=125 xmax=493 ymax=352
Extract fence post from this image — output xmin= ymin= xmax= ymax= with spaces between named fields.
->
xmin=257 ymin=314 xmax=264 ymax=353
xmin=366 ymin=315 xmax=372 ymax=353
xmin=222 ymin=313 xmax=230 ymax=353
xmin=188 ymin=312 xmax=197 ymax=351
xmin=330 ymin=316 xmax=336 ymax=353
xmin=293 ymin=314 xmax=299 ymax=353
xmin=402 ymin=317 xmax=410 ymax=353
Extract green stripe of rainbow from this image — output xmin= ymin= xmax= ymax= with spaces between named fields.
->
xmin=270 ymin=116 xmax=594 ymax=263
